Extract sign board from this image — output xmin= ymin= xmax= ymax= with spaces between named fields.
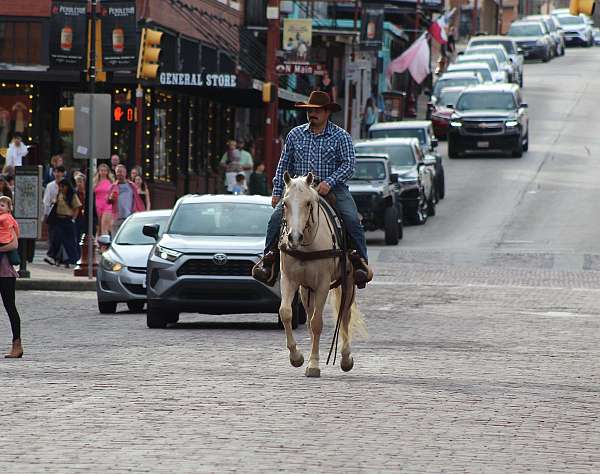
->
xmin=13 ymin=166 xmax=43 ymax=239
xmin=282 ymin=18 xmax=313 ymax=65
xmin=360 ymin=4 xmax=385 ymax=50
xmin=275 ymin=63 xmax=324 ymax=75
xmin=49 ymin=1 xmax=88 ymax=69
xmin=100 ymin=1 xmax=137 ymax=71
xmin=158 ymin=72 xmax=238 ymax=88
xmin=73 ymin=93 xmax=112 ymax=160
xmin=113 ymin=104 xmax=135 ymax=123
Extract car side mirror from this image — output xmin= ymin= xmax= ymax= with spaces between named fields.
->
xmin=457 ymin=51 xmax=464 ymax=56
xmin=520 ymin=102 xmax=528 ymax=108
xmin=446 ymin=104 xmax=454 ymax=109
xmin=389 ymin=173 xmax=399 ymax=183
xmin=431 ymin=138 xmax=439 ymax=148
xmin=143 ymin=223 xmax=160 ymax=241
xmin=517 ymin=47 xmax=524 ymax=54
xmin=97 ymin=234 xmax=111 ymax=252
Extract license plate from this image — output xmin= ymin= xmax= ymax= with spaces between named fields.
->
xmin=477 ymin=141 xmax=489 ymax=148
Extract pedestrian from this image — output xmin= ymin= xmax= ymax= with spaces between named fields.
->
xmin=237 ymin=140 xmax=254 ymax=181
xmin=130 ymin=165 xmax=142 ymax=181
xmin=107 ymin=164 xmax=144 ymax=236
xmin=133 ymin=175 xmax=151 ymax=210
xmin=43 ymin=154 xmax=64 ymax=187
xmin=361 ymin=97 xmax=378 ymax=138
xmin=6 ymin=133 xmax=27 ymax=168
xmin=318 ymin=71 xmax=337 ymax=104
xmin=2 ymin=165 xmax=14 ymax=179
xmin=0 ymin=196 xmax=21 ymax=267
xmin=110 ymin=154 xmax=120 ymax=174
xmin=0 ymin=176 xmax=13 ymax=200
xmin=74 ymin=173 xmax=87 ymax=244
xmin=219 ymin=140 xmax=243 ymax=192
xmin=93 ymin=163 xmax=115 ymax=236
xmin=448 ymin=26 xmax=456 ymax=54
xmin=0 ymin=200 xmax=23 ymax=358
xmin=50 ymin=179 xmax=82 ymax=268
xmin=42 ymin=165 xmax=66 ymax=266
xmin=231 ymin=173 xmax=248 ymax=195
xmin=249 ymin=161 xmax=269 ymax=196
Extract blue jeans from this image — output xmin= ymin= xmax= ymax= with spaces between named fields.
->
xmin=265 ymin=184 xmax=368 ymax=261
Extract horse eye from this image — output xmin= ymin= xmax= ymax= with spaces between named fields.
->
xmin=306 ymin=203 xmax=310 ymax=207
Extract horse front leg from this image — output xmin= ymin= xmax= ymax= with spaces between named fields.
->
xmin=279 ymin=275 xmax=303 ymax=368
xmin=305 ymin=285 xmax=329 ymax=378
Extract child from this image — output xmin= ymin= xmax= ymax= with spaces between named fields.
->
xmin=231 ymin=173 xmax=247 ymax=195
xmin=249 ymin=161 xmax=269 ymax=196
xmin=0 ymin=196 xmax=20 ymax=265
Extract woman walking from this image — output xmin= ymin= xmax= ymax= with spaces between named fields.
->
xmin=133 ymin=175 xmax=151 ymax=210
xmin=50 ymin=179 xmax=82 ymax=268
xmin=94 ymin=164 xmax=114 ymax=236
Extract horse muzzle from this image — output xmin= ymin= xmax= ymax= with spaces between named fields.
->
xmin=287 ymin=230 xmax=304 ymax=249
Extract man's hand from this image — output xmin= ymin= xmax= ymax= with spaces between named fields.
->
xmin=272 ymin=196 xmax=280 ymax=208
xmin=316 ymin=181 xmax=331 ymax=196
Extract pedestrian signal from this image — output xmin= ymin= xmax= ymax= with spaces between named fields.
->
xmin=570 ymin=0 xmax=595 ymax=15
xmin=137 ymin=28 xmax=163 ymax=80
xmin=113 ymin=105 xmax=135 ymax=123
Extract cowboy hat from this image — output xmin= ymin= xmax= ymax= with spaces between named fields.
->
xmin=295 ymin=91 xmax=341 ymax=113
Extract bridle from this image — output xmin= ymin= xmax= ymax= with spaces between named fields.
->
xmin=281 ymin=197 xmax=320 ymax=247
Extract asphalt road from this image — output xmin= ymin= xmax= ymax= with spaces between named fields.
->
xmin=2 ymin=49 xmax=600 ymax=472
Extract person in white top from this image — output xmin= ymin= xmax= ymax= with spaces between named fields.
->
xmin=6 ymin=133 xmax=28 ymax=168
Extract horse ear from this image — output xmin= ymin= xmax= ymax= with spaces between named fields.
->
xmin=283 ymin=171 xmax=291 ymax=186
xmin=306 ymin=172 xmax=314 ymax=186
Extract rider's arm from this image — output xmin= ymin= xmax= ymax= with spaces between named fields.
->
xmin=272 ymin=136 xmax=295 ymax=197
xmin=324 ymin=131 xmax=355 ymax=189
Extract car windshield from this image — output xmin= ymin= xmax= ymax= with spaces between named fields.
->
xmin=466 ymin=48 xmax=507 ymax=63
xmin=433 ymin=77 xmax=478 ymax=97
xmin=439 ymin=89 xmax=463 ymax=107
xmin=450 ymin=67 xmax=492 ymax=82
xmin=168 ymin=202 xmax=272 ymax=236
xmin=355 ymin=144 xmax=416 ymax=167
xmin=458 ymin=56 xmax=498 ymax=71
xmin=508 ymin=24 xmax=543 ymax=36
xmin=351 ymin=161 xmax=388 ymax=181
xmin=369 ymin=127 xmax=426 ymax=145
xmin=557 ymin=15 xmax=584 ymax=25
xmin=456 ymin=92 xmax=516 ymax=111
xmin=116 ymin=215 xmax=170 ymax=245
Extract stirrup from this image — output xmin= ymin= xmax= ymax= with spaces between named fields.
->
xmin=252 ymin=251 xmax=279 ymax=287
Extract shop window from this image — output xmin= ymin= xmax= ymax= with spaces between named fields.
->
xmin=0 ymin=21 xmax=45 ymax=65
xmin=0 ymin=83 xmax=35 ymax=152
xmin=152 ymin=93 xmax=175 ymax=182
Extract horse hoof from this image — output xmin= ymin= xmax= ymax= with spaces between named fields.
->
xmin=290 ymin=353 xmax=304 ymax=368
xmin=341 ymin=356 xmax=354 ymax=372
xmin=305 ymin=367 xmax=321 ymax=378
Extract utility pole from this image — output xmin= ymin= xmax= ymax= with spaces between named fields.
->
xmin=264 ymin=0 xmax=280 ymax=181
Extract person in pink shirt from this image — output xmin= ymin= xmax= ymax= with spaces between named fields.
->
xmin=94 ymin=163 xmax=115 ymax=236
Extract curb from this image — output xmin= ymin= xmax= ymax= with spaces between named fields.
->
xmin=16 ymin=279 xmax=96 ymax=291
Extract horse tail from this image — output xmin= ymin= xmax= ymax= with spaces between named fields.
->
xmin=330 ymin=286 xmax=367 ymax=343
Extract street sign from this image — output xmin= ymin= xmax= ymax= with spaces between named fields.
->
xmin=73 ymin=93 xmax=111 ymax=160
xmin=13 ymin=166 xmax=43 ymax=239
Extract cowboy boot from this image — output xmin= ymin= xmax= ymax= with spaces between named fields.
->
xmin=5 ymin=338 xmax=23 ymax=358
xmin=348 ymin=251 xmax=373 ymax=289
xmin=252 ymin=249 xmax=280 ymax=287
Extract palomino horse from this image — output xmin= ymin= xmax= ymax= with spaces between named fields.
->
xmin=278 ymin=171 xmax=366 ymax=378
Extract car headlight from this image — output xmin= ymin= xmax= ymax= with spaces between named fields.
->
xmin=450 ymin=121 xmax=462 ymax=127
xmin=505 ymin=120 xmax=519 ymax=127
xmin=101 ymin=255 xmax=124 ymax=272
xmin=155 ymin=245 xmax=182 ymax=262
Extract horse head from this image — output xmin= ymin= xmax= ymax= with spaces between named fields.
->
xmin=282 ymin=171 xmax=318 ymax=249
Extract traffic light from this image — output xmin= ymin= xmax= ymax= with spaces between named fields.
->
xmin=262 ymin=82 xmax=278 ymax=103
xmin=59 ymin=107 xmax=74 ymax=133
xmin=570 ymin=0 xmax=595 ymax=15
xmin=137 ymin=28 xmax=163 ymax=80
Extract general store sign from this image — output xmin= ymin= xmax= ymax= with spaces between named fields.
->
xmin=159 ymin=72 xmax=237 ymax=88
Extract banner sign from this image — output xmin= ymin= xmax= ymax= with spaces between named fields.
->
xmin=360 ymin=4 xmax=385 ymax=50
xmin=49 ymin=1 xmax=88 ymax=69
xmin=275 ymin=63 xmax=324 ymax=75
xmin=282 ymin=19 xmax=313 ymax=64
xmin=159 ymin=72 xmax=238 ymax=88
xmin=100 ymin=1 xmax=137 ymax=70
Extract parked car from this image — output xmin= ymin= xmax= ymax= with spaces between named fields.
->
xmin=525 ymin=14 xmax=566 ymax=56
xmin=467 ymin=36 xmax=524 ymax=87
xmin=96 ymin=209 xmax=172 ymax=314
xmin=456 ymin=53 xmax=508 ymax=83
xmin=592 ymin=27 xmax=600 ymax=45
xmin=143 ymin=195 xmax=306 ymax=329
xmin=355 ymin=138 xmax=435 ymax=224
xmin=430 ymin=86 xmax=467 ymax=139
xmin=349 ymin=155 xmax=403 ymax=245
xmin=463 ymin=45 xmax=516 ymax=83
xmin=447 ymin=62 xmax=494 ymax=83
xmin=507 ymin=21 xmax=554 ymax=61
xmin=368 ymin=120 xmax=445 ymax=200
xmin=555 ymin=14 xmax=593 ymax=47
xmin=427 ymin=71 xmax=483 ymax=118
xmin=447 ymin=84 xmax=529 ymax=158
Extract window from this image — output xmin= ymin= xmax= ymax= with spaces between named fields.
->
xmin=0 ymin=21 xmax=45 ymax=65
xmin=152 ymin=93 xmax=175 ymax=182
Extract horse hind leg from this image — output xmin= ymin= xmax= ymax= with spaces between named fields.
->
xmin=280 ymin=276 xmax=304 ymax=368
xmin=337 ymin=280 xmax=363 ymax=373
xmin=305 ymin=285 xmax=329 ymax=378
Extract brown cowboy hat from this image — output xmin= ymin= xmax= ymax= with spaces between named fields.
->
xmin=295 ymin=90 xmax=341 ymax=113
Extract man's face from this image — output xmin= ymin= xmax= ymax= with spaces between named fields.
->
xmin=307 ymin=108 xmax=330 ymax=129
xmin=115 ymin=166 xmax=126 ymax=182
xmin=111 ymin=155 xmax=119 ymax=167
xmin=13 ymin=137 xmax=21 ymax=146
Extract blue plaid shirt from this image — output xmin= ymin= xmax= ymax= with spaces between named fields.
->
xmin=272 ymin=121 xmax=356 ymax=197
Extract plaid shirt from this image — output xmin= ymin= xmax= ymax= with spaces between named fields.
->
xmin=272 ymin=121 xmax=356 ymax=197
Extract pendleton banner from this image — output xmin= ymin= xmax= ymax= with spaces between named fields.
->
xmin=100 ymin=1 xmax=137 ymax=70
xmin=360 ymin=4 xmax=385 ymax=50
xmin=49 ymin=1 xmax=88 ymax=69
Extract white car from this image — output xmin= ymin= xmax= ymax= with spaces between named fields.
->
xmin=555 ymin=14 xmax=593 ymax=47
xmin=467 ymin=36 xmax=524 ymax=87
xmin=464 ymin=45 xmax=516 ymax=83
xmin=447 ymin=62 xmax=495 ymax=83
xmin=457 ymin=53 xmax=508 ymax=83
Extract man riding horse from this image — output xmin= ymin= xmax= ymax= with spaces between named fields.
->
xmin=252 ymin=91 xmax=374 ymax=288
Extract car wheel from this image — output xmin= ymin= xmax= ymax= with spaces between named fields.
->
xmin=293 ymin=291 xmax=307 ymax=325
xmin=436 ymin=167 xmax=446 ymax=199
xmin=543 ymin=51 xmax=549 ymax=62
xmin=147 ymin=301 xmax=167 ymax=328
xmin=98 ymin=301 xmax=117 ymax=314
xmin=383 ymin=206 xmax=399 ymax=245
xmin=523 ymin=132 xmax=529 ymax=152
xmin=127 ymin=301 xmax=145 ymax=313
xmin=512 ymin=137 xmax=523 ymax=158
xmin=519 ymin=76 xmax=524 ymax=88
xmin=448 ymin=139 xmax=460 ymax=159
xmin=396 ymin=203 xmax=404 ymax=240
xmin=410 ymin=193 xmax=428 ymax=225
xmin=427 ymin=190 xmax=436 ymax=217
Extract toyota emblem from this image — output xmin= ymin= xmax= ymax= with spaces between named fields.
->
xmin=213 ymin=253 xmax=227 ymax=266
